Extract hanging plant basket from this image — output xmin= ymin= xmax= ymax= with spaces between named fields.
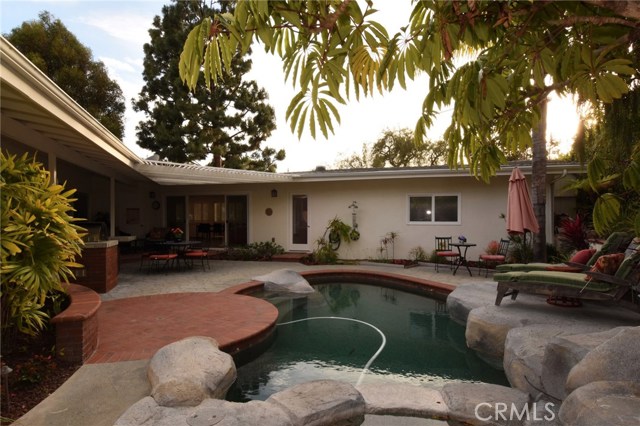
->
xmin=349 ymin=229 xmax=360 ymax=241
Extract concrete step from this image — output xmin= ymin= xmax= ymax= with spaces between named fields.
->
xmin=272 ymin=252 xmax=309 ymax=262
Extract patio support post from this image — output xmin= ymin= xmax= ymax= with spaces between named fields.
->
xmin=109 ymin=177 xmax=116 ymax=237
xmin=48 ymin=151 xmax=57 ymax=184
xmin=546 ymin=183 xmax=554 ymax=244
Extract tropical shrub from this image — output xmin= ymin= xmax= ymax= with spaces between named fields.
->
xmin=408 ymin=246 xmax=428 ymax=262
xmin=311 ymin=218 xmax=353 ymax=264
xmin=506 ymin=235 xmax=534 ymax=263
xmin=1 ymin=152 xmax=84 ymax=341
xmin=557 ymin=214 xmax=589 ymax=253
xmin=484 ymin=240 xmax=500 ymax=255
xmin=311 ymin=237 xmax=339 ymax=264
xmin=224 ymin=241 xmax=285 ymax=260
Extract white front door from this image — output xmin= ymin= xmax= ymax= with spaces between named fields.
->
xmin=291 ymin=194 xmax=309 ymax=251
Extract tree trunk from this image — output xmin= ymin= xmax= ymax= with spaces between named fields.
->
xmin=531 ymin=98 xmax=548 ymax=262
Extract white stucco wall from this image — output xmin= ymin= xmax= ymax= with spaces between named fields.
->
xmin=266 ymin=176 xmax=512 ymax=260
xmin=163 ymin=174 xmax=515 ymax=260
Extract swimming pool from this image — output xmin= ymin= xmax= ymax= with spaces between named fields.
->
xmin=226 ymin=282 xmax=508 ymax=402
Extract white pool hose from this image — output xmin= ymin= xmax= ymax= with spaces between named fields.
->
xmin=277 ymin=316 xmax=387 ymax=386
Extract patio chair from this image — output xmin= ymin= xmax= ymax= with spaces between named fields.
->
xmin=478 ymin=238 xmax=510 ymax=277
xmin=196 ymin=223 xmax=212 ymax=241
xmin=185 ymin=247 xmax=211 ymax=270
xmin=435 ymin=236 xmax=460 ymax=272
xmin=496 ymin=231 xmax=633 ymax=273
xmin=494 ymin=247 xmax=640 ymax=307
xmin=147 ymin=252 xmax=178 ymax=273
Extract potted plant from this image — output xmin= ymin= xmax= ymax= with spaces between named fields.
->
xmin=171 ymin=227 xmax=184 ymax=241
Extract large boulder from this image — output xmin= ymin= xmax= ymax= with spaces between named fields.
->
xmin=447 ymin=283 xmax=502 ymax=325
xmin=465 ymin=301 xmax=640 ymax=363
xmin=186 ymin=399 xmax=294 ymax=426
xmin=540 ymin=327 xmax=630 ymax=400
xmin=503 ymin=325 xmax=569 ymax=398
xmin=441 ymin=383 xmax=530 ymax=426
xmin=565 ymin=327 xmax=640 ymax=394
xmin=357 ymin=383 xmax=448 ymax=419
xmin=266 ymin=380 xmax=365 ymax=426
xmin=253 ymin=269 xmax=314 ymax=294
xmin=147 ymin=336 xmax=236 ymax=407
xmin=114 ymin=396 xmax=294 ymax=426
xmin=114 ymin=396 xmax=192 ymax=426
xmin=559 ymin=381 xmax=640 ymax=426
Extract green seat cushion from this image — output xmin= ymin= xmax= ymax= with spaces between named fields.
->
xmin=496 ymin=263 xmax=556 ymax=272
xmin=586 ymin=232 xmax=632 ymax=266
xmin=494 ymin=271 xmax=614 ymax=292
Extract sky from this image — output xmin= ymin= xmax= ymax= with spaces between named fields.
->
xmin=1 ymin=0 xmax=580 ymax=172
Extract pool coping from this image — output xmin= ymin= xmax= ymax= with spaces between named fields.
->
xmin=220 ymin=268 xmax=455 ymax=297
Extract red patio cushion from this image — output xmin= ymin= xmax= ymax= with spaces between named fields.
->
xmin=150 ymin=254 xmax=177 ymax=260
xmin=569 ymin=248 xmax=596 ymax=265
xmin=587 ymin=252 xmax=625 ymax=277
xmin=480 ymin=254 xmax=505 ymax=261
xmin=185 ymin=251 xmax=208 ymax=257
xmin=437 ymin=251 xmax=459 ymax=257
xmin=545 ymin=265 xmax=583 ymax=273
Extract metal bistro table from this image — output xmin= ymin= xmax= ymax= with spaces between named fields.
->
xmin=160 ymin=240 xmax=201 ymax=270
xmin=450 ymin=242 xmax=477 ymax=276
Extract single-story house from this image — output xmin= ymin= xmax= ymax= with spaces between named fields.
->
xmin=1 ymin=36 xmax=583 ymax=263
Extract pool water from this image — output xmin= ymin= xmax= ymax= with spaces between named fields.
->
xmin=226 ymin=283 xmax=508 ymax=402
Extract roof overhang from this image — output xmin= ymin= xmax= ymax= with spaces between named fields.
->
xmin=0 ymin=37 xmax=147 ymax=182
xmin=136 ymin=160 xmax=296 ymax=185
xmin=289 ymin=162 xmax=585 ymax=182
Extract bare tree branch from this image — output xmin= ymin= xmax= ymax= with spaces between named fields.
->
xmin=581 ymin=0 xmax=640 ymax=21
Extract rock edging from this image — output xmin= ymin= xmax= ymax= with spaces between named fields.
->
xmin=447 ymin=282 xmax=640 ymax=426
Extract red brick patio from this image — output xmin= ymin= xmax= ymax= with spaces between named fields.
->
xmin=86 ymin=292 xmax=278 ymax=363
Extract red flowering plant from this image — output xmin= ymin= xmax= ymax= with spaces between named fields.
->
xmin=170 ymin=227 xmax=184 ymax=239
xmin=485 ymin=240 xmax=500 ymax=255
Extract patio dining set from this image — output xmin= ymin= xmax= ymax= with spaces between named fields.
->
xmin=140 ymin=239 xmax=211 ymax=272
xmin=433 ymin=236 xmax=510 ymax=278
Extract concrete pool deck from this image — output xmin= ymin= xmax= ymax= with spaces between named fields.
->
xmin=13 ymin=260 xmax=490 ymax=426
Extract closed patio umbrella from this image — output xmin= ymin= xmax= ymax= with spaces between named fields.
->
xmin=506 ymin=167 xmax=539 ymax=253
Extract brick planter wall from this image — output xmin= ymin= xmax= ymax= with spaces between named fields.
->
xmin=72 ymin=241 xmax=119 ymax=293
xmin=51 ymin=284 xmax=101 ymax=363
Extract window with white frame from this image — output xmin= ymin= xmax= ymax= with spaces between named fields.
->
xmin=408 ymin=194 xmax=460 ymax=223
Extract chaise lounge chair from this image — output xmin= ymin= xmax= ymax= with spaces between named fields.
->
xmin=494 ymin=243 xmax=640 ymax=307
xmin=495 ymin=231 xmax=632 ymax=273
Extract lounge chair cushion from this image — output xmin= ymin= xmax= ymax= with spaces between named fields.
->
xmin=588 ymin=253 xmax=625 ymax=276
xmin=569 ymin=248 xmax=596 ymax=265
xmin=493 ymin=271 xmax=614 ymax=292
xmin=586 ymin=232 xmax=633 ymax=266
xmin=614 ymin=250 xmax=640 ymax=281
xmin=544 ymin=265 xmax=584 ymax=272
xmin=496 ymin=262 xmax=556 ymax=272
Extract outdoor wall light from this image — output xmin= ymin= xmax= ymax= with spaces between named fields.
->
xmin=271 ymin=189 xmax=278 ymax=198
